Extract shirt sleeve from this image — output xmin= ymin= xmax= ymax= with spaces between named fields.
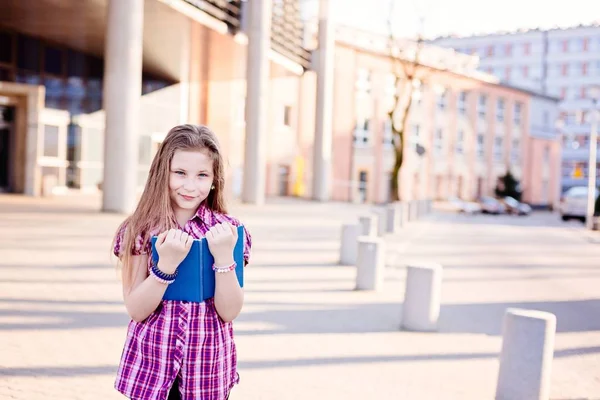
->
xmin=113 ymin=224 xmax=149 ymax=258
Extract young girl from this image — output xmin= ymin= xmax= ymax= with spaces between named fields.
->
xmin=112 ymin=124 xmax=252 ymax=400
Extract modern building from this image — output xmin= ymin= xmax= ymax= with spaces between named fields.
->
xmin=0 ymin=0 xmax=313 ymax=210
xmin=325 ymin=26 xmax=561 ymax=208
xmin=431 ymin=24 xmax=600 ymax=193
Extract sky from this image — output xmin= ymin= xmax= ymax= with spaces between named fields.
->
xmin=301 ymin=0 xmax=600 ymax=39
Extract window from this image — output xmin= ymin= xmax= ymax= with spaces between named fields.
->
xmin=494 ymin=137 xmax=503 ymax=161
xmin=356 ymin=68 xmax=371 ymax=92
xmin=514 ymin=102 xmax=522 ymax=124
xmin=523 ymin=43 xmax=531 ymax=55
xmin=505 ymin=44 xmax=512 ymax=56
xmin=583 ymin=37 xmax=589 ymax=51
xmin=497 ymin=98 xmax=505 ymax=122
xmin=436 ymin=89 xmax=447 ymax=110
xmin=411 ymin=124 xmax=421 ymax=146
xmin=486 ymin=45 xmax=494 ymax=57
xmin=44 ymin=45 xmax=64 ymax=75
xmin=476 ymin=134 xmax=485 ymax=159
xmin=383 ymin=119 xmax=393 ymax=146
xmin=478 ymin=94 xmax=487 ymax=118
xmin=434 ymin=128 xmax=443 ymax=155
xmin=505 ymin=67 xmax=511 ymax=80
xmin=0 ymin=31 xmax=12 ymax=64
xmin=456 ymin=130 xmax=464 ymax=155
xmin=283 ymin=105 xmax=292 ymax=127
xmin=543 ymin=111 xmax=550 ymax=128
xmin=511 ymin=138 xmax=520 ymax=162
xmin=43 ymin=125 xmax=60 ymax=157
xmin=458 ymin=91 xmax=467 ymax=114
xmin=580 ymin=87 xmax=587 ymax=99
xmin=560 ymin=87 xmax=568 ymax=100
xmin=582 ymin=62 xmax=589 ymax=76
xmin=561 ymin=63 xmax=569 ymax=76
xmin=562 ymin=39 xmax=569 ymax=52
xmin=67 ymin=49 xmax=86 ymax=77
xmin=17 ymin=34 xmax=40 ymax=71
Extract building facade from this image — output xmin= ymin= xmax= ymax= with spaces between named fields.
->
xmin=431 ymin=24 xmax=600 ymax=193
xmin=0 ymin=0 xmax=312 ymax=207
xmin=327 ymin=27 xmax=561 ymax=208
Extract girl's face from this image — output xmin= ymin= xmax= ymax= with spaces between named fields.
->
xmin=169 ymin=149 xmax=215 ymax=218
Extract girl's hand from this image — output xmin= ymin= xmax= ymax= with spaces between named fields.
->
xmin=206 ymin=223 xmax=238 ymax=267
xmin=155 ymin=229 xmax=193 ymax=274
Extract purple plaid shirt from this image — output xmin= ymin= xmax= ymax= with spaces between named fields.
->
xmin=113 ymin=204 xmax=252 ymax=400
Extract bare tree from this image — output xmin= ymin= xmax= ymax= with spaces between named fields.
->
xmin=386 ymin=1 xmax=430 ymax=202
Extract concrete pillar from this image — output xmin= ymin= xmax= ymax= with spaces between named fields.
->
xmin=359 ymin=215 xmax=377 ymax=236
xmin=101 ymin=0 xmax=144 ymax=213
xmin=312 ymin=0 xmax=334 ymax=201
xmin=496 ymin=309 xmax=556 ymax=400
xmin=355 ymin=237 xmax=385 ymax=290
xmin=242 ymin=0 xmax=271 ymax=205
xmin=340 ymin=223 xmax=360 ymax=265
xmin=401 ymin=263 xmax=443 ymax=331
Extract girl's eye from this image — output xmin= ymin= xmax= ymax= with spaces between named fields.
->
xmin=175 ymin=171 xmax=185 ymax=176
xmin=199 ymin=173 xmax=208 ymax=177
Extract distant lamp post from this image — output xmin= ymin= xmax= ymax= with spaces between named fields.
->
xmin=586 ymin=85 xmax=600 ymax=230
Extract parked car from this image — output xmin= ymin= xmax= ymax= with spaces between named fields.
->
xmin=479 ymin=196 xmax=507 ymax=215
xmin=448 ymin=196 xmax=482 ymax=214
xmin=502 ymin=196 xmax=532 ymax=216
xmin=559 ymin=186 xmax=599 ymax=222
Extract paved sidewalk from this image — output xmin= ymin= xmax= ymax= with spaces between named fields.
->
xmin=0 ymin=194 xmax=599 ymax=399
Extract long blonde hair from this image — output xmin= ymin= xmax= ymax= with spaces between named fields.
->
xmin=113 ymin=124 xmax=228 ymax=285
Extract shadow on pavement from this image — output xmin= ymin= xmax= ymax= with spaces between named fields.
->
xmin=236 ymin=299 xmax=600 ymax=337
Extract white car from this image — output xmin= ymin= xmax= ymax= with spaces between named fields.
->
xmin=560 ymin=186 xmax=599 ymax=222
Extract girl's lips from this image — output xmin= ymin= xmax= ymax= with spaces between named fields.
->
xmin=180 ymin=194 xmax=195 ymax=201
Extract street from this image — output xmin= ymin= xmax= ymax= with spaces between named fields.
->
xmin=0 ymin=195 xmax=599 ymax=399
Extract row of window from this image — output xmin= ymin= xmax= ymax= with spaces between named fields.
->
xmin=457 ymin=37 xmax=600 ymax=58
xmin=484 ymin=61 xmax=600 ymax=83
xmin=356 ymin=68 xmax=525 ymax=125
xmin=561 ymin=161 xmax=600 ymax=179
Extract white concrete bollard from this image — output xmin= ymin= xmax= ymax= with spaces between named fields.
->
xmin=398 ymin=202 xmax=407 ymax=227
xmin=385 ymin=204 xmax=399 ymax=233
xmin=339 ymin=223 xmax=360 ymax=265
xmin=355 ymin=236 xmax=385 ymax=291
xmin=495 ymin=309 xmax=556 ymax=400
xmin=358 ymin=215 xmax=377 ymax=236
xmin=376 ymin=210 xmax=386 ymax=237
xmin=410 ymin=200 xmax=419 ymax=221
xmin=401 ymin=263 xmax=443 ymax=331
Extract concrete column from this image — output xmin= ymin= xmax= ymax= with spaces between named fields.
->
xmin=101 ymin=0 xmax=144 ymax=213
xmin=340 ymin=223 xmax=360 ymax=265
xmin=312 ymin=0 xmax=334 ymax=201
xmin=355 ymin=237 xmax=385 ymax=290
xmin=242 ymin=0 xmax=271 ymax=205
xmin=496 ymin=309 xmax=556 ymax=400
xmin=401 ymin=263 xmax=443 ymax=331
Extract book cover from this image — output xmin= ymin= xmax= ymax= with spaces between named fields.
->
xmin=150 ymin=225 xmax=245 ymax=302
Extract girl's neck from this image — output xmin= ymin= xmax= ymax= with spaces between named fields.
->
xmin=174 ymin=208 xmax=196 ymax=228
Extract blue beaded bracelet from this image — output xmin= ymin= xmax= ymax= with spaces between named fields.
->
xmin=151 ymin=260 xmax=178 ymax=282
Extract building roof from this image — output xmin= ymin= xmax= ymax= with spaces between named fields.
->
xmin=334 ymin=25 xmax=561 ymax=100
xmin=431 ymin=21 xmax=600 ymax=42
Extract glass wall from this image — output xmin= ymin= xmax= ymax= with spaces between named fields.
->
xmin=0 ymin=29 xmax=174 ymax=188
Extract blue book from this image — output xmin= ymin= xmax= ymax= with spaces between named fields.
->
xmin=150 ymin=225 xmax=245 ymax=302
